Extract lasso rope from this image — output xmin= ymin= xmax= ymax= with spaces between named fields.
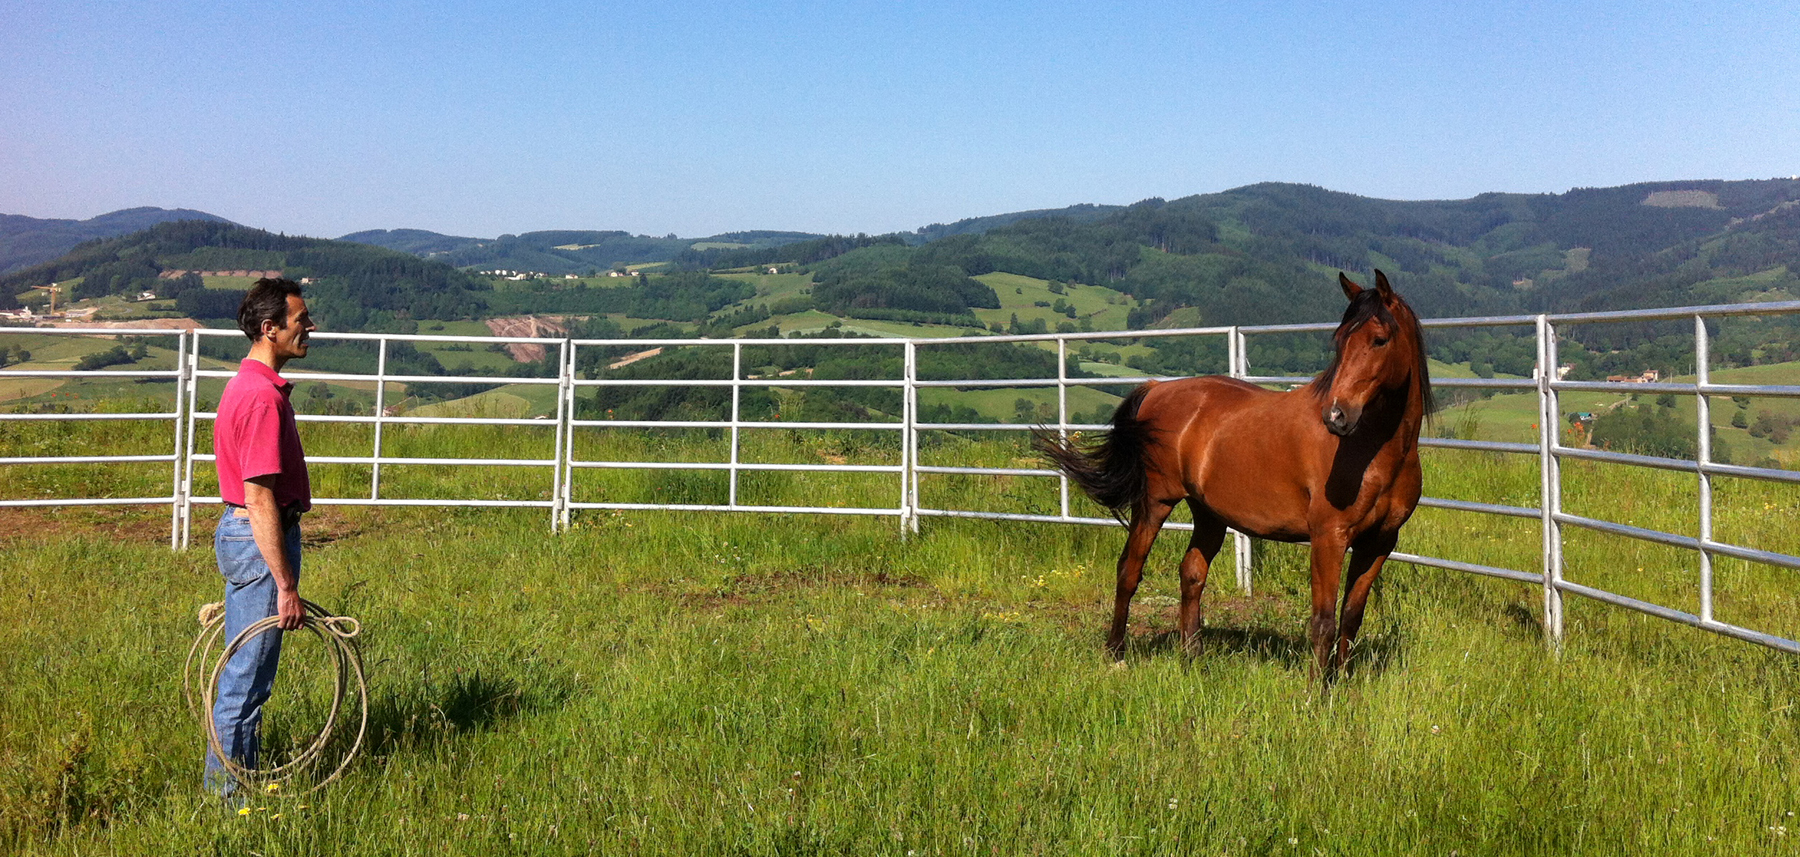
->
xmin=183 ymin=598 xmax=368 ymax=796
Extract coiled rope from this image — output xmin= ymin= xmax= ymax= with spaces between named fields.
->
xmin=183 ymin=598 xmax=368 ymax=796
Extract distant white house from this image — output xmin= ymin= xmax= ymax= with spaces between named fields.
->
xmin=137 ymin=291 xmax=158 ymax=301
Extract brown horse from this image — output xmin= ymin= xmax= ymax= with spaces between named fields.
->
xmin=1034 ymin=271 xmax=1431 ymax=678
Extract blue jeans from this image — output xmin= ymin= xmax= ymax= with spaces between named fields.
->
xmin=204 ymin=509 xmax=301 ymax=795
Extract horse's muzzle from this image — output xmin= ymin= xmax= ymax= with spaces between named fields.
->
xmin=1323 ymin=402 xmax=1359 ymax=436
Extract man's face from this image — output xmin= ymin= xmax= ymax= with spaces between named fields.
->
xmin=265 ymin=295 xmax=315 ymax=359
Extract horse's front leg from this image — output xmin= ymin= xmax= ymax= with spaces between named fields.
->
xmin=1336 ymin=530 xmax=1398 ymax=674
xmin=1108 ymin=500 xmax=1175 ymax=657
xmin=1306 ymin=528 xmax=1350 ymax=681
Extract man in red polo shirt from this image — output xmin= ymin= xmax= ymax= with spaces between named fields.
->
xmin=204 ymin=277 xmax=315 ymax=796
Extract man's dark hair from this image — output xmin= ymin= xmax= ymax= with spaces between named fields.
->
xmin=238 ymin=278 xmax=304 ymax=342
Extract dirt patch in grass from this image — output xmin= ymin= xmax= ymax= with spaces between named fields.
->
xmin=297 ymin=507 xmax=371 ymax=548
xmin=0 ymin=506 xmax=171 ymax=546
xmin=0 ymin=505 xmax=374 ymax=549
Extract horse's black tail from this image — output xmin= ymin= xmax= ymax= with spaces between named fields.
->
xmin=1030 ymin=382 xmax=1157 ymax=523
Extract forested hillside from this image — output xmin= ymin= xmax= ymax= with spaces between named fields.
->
xmin=10 ymin=178 xmax=1800 ymax=421
xmin=0 ymin=221 xmax=489 ymax=328
xmin=341 ymin=228 xmax=821 ymax=274
xmin=0 ymin=207 xmax=233 ymax=274
xmin=685 ymin=180 xmax=1800 ymax=335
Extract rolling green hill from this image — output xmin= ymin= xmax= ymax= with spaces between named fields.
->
xmin=340 ymin=228 xmax=823 ymax=275
xmin=0 ymin=207 xmax=234 ymax=274
xmin=0 ymin=220 xmax=491 ymax=328
xmin=13 ymin=179 xmax=1800 ymax=429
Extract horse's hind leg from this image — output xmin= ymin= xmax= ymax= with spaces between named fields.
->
xmin=1336 ymin=531 xmax=1398 ymax=674
xmin=1177 ymin=503 xmax=1227 ymax=655
xmin=1108 ymin=500 xmax=1175 ymax=657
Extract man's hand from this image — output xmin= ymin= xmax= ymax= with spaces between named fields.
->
xmin=245 ymin=476 xmax=302 ymax=628
xmin=277 ymin=588 xmax=306 ymax=631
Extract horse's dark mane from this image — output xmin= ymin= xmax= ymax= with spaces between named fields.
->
xmin=1308 ymin=287 xmax=1434 ymax=416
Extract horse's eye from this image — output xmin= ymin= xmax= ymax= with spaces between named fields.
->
xmin=1372 ymin=336 xmax=1390 ymax=347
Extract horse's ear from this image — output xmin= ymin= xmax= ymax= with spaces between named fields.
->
xmin=1339 ymin=272 xmax=1363 ymax=301
xmin=1375 ymin=269 xmax=1394 ymax=300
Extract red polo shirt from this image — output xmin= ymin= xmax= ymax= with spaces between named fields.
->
xmin=214 ymin=359 xmax=311 ymax=511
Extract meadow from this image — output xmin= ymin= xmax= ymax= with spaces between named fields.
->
xmin=3 ymin=409 xmax=1800 ymax=855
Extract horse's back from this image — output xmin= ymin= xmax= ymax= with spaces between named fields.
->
xmin=1133 ymin=374 xmax=1326 ymax=540
xmin=1136 ymin=374 xmax=1272 ymax=414
xmin=1135 ymin=375 xmax=1300 ymax=440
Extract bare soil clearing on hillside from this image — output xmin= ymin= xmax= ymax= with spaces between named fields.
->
xmin=483 ymin=316 xmax=568 ymax=362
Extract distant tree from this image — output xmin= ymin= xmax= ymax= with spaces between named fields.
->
xmin=178 ymin=288 xmax=248 ymax=319
xmin=1590 ymin=403 xmax=1698 ymax=459
xmin=75 ymin=346 xmax=138 ymax=371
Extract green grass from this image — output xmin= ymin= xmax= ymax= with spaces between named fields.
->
xmin=2 ymin=426 xmax=1799 ymax=853
xmin=713 ymin=272 xmax=815 ymax=303
xmin=0 ymin=339 xmax=212 ymax=406
xmin=407 ymin=384 xmax=560 ymax=419
xmin=974 ymin=272 xmax=1134 ymax=333
xmin=1442 ymin=361 xmax=1800 ymax=457
xmin=200 ymin=275 xmax=264 ymax=290
xmin=919 ymin=385 xmax=1122 ymax=424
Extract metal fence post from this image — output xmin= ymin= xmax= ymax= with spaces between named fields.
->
xmin=1694 ymin=316 xmax=1714 ymax=624
xmin=1229 ymin=326 xmax=1253 ymax=595
xmin=371 ymin=338 xmax=388 ymax=501
xmin=559 ymin=341 xmax=579 ymax=531
xmin=1057 ymin=337 xmax=1070 ymax=520
xmin=730 ymin=342 xmax=742 ymax=509
xmin=552 ymin=339 xmax=572 ymax=532
xmin=180 ymin=330 xmax=201 ymax=550
xmin=1536 ymin=315 xmax=1565 ymax=650
xmin=901 ymin=340 xmax=918 ymax=536
xmin=168 ymin=330 xmax=190 ymax=549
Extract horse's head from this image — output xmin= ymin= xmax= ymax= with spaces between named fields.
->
xmin=1320 ymin=270 xmax=1427 ymax=437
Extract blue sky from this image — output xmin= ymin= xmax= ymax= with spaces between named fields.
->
xmin=3 ymin=1 xmax=1796 ymax=239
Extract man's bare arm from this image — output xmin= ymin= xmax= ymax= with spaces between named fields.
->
xmin=243 ymin=476 xmax=304 ymax=630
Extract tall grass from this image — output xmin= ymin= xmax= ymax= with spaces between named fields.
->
xmin=2 ymin=422 xmax=1798 ymax=854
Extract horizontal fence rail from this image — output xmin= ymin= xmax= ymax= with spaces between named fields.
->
xmin=4 ymin=299 xmax=1799 ymax=654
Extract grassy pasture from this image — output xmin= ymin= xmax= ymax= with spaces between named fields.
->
xmin=918 ymin=386 xmax=1124 ymax=424
xmin=0 ymin=337 xmax=207 ymax=406
xmin=740 ymin=310 xmax=844 ymax=336
xmin=716 ymin=272 xmax=1137 ymax=344
xmin=1444 ymin=361 xmax=1800 ymax=459
xmin=2 ymin=414 xmax=1799 ymax=854
xmin=201 ymin=275 xmax=265 ymax=290
xmin=409 ymin=321 xmax=527 ymax=375
xmin=713 ymin=272 xmax=814 ymax=304
xmin=974 ymin=272 xmax=1134 ymax=334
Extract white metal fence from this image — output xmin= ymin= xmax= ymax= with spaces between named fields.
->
xmin=4 ymin=300 xmax=1798 ymax=654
